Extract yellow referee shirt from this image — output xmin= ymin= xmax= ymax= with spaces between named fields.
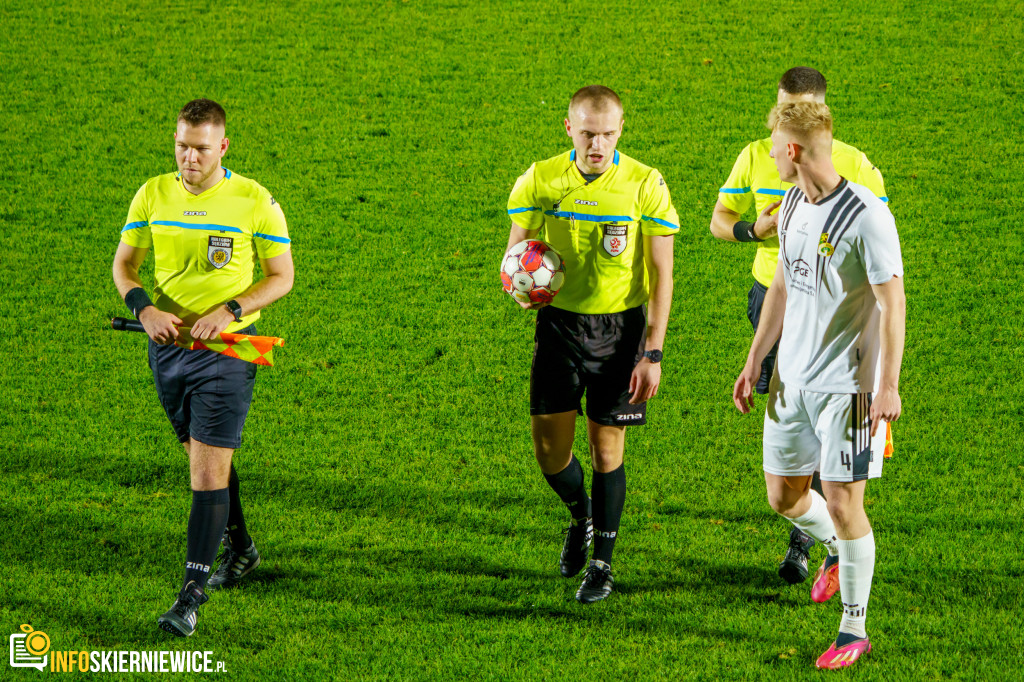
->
xmin=719 ymin=138 xmax=886 ymax=287
xmin=508 ymin=149 xmax=679 ymax=314
xmin=120 ymin=169 xmax=291 ymax=332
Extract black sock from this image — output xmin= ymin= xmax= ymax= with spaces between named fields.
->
xmin=543 ymin=455 xmax=591 ymax=521
xmin=226 ymin=465 xmax=252 ymax=550
xmin=811 ymin=471 xmax=824 ymax=497
xmin=183 ymin=488 xmax=230 ymax=591
xmin=591 ymin=464 xmax=626 ymax=565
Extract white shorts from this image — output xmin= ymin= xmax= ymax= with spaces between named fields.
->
xmin=762 ymin=376 xmax=886 ymax=482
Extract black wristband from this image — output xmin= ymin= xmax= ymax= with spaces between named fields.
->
xmin=733 ymin=220 xmax=763 ymax=243
xmin=124 ymin=287 xmax=153 ymax=318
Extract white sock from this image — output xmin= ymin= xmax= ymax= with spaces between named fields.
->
xmin=836 ymin=531 xmax=875 ymax=639
xmin=789 ymin=490 xmax=839 ymax=556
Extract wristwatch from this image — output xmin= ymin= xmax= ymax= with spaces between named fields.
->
xmin=224 ymin=299 xmax=243 ymax=322
xmin=643 ymin=349 xmax=663 ymax=363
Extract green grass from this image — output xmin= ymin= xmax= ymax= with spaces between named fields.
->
xmin=2 ymin=0 xmax=1023 ymax=679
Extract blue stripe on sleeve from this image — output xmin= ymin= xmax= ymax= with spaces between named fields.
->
xmin=641 ymin=215 xmax=679 ymax=230
xmin=255 ymin=232 xmax=291 ymax=244
xmin=754 ymin=188 xmax=787 ymax=196
xmin=121 ymin=221 xmax=148 ymax=232
xmin=508 ymin=207 xmax=540 ymax=215
xmin=719 ymin=187 xmax=751 ymax=194
xmin=880 ymin=196 xmax=889 ymax=203
xmin=151 ymin=220 xmax=244 ymax=234
xmin=544 ymin=210 xmax=633 ymax=223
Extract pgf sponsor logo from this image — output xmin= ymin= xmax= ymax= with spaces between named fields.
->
xmin=9 ymin=624 xmax=227 ymax=674
xmin=792 ymin=258 xmax=812 ymax=278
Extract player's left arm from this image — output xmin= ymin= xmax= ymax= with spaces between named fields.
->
xmin=191 ymin=250 xmax=295 ymax=340
xmin=869 ymin=275 xmax=905 ymax=436
xmin=629 ymin=233 xmax=674 ymax=404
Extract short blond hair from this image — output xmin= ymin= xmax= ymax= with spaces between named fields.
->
xmin=568 ymin=85 xmax=622 ymax=119
xmin=767 ymin=101 xmax=832 ymax=137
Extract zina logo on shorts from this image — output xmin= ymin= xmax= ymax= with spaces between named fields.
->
xmin=10 ymin=624 xmax=49 ymax=671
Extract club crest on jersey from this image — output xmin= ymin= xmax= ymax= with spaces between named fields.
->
xmin=208 ymin=236 xmax=233 ymax=269
xmin=602 ymin=223 xmax=628 ymax=257
xmin=818 ymin=233 xmax=835 ymax=257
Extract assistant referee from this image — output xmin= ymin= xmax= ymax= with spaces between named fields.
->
xmin=505 ymin=85 xmax=677 ymax=603
xmin=111 ymin=99 xmax=293 ymax=637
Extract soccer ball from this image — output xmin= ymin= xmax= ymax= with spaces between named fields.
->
xmin=501 ymin=240 xmax=566 ymax=305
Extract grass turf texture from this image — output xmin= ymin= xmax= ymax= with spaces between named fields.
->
xmin=2 ymin=0 xmax=1023 ymax=679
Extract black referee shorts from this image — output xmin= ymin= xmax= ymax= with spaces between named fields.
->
xmin=148 ymin=325 xmax=258 ymax=449
xmin=747 ymin=281 xmax=780 ymax=395
xmin=530 ymin=305 xmax=647 ymax=426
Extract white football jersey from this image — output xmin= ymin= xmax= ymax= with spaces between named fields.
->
xmin=776 ymin=179 xmax=903 ymax=393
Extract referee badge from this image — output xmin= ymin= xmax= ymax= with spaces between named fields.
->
xmin=602 ymin=223 xmax=628 ymax=257
xmin=208 ymin=236 xmax=234 ymax=269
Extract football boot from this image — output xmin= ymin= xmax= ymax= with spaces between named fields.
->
xmin=207 ymin=536 xmax=261 ymax=590
xmin=575 ymin=560 xmax=614 ymax=604
xmin=778 ymin=527 xmax=816 ymax=585
xmin=816 ymin=634 xmax=871 ymax=669
xmin=811 ymin=554 xmax=841 ymax=603
xmin=157 ymin=581 xmax=209 ymax=637
xmin=559 ymin=517 xmax=593 ymax=578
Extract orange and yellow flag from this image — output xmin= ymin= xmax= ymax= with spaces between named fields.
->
xmin=884 ymin=422 xmax=894 ymax=459
xmin=176 ymin=330 xmax=285 ymax=367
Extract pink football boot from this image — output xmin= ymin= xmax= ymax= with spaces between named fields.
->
xmin=816 ymin=636 xmax=871 ymax=669
xmin=811 ymin=554 xmax=840 ymax=603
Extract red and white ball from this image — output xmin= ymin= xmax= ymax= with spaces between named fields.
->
xmin=501 ymin=240 xmax=566 ymax=304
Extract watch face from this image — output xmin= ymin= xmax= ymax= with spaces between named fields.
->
xmin=645 ymin=350 xmax=663 ymax=363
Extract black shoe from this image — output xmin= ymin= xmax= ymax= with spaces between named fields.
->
xmin=560 ymin=517 xmax=593 ymax=577
xmin=778 ymin=527 xmax=816 ymax=585
xmin=575 ymin=560 xmax=614 ymax=603
xmin=207 ymin=536 xmax=261 ymax=590
xmin=157 ymin=581 xmax=209 ymax=637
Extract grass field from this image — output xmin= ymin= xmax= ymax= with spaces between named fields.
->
xmin=2 ymin=0 xmax=1023 ymax=679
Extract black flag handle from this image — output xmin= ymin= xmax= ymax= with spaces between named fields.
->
xmin=111 ymin=317 xmax=145 ymax=333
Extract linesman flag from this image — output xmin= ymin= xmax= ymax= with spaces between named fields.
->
xmin=111 ymin=318 xmax=285 ymax=367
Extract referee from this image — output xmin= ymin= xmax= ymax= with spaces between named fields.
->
xmin=709 ymin=68 xmax=887 ymax=586
xmin=111 ymin=99 xmax=293 ymax=636
xmin=505 ymin=85 xmax=677 ymax=603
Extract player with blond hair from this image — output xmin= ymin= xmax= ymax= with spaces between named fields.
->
xmin=732 ymin=101 xmax=905 ymax=669
xmin=711 ymin=67 xmax=889 ymax=585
